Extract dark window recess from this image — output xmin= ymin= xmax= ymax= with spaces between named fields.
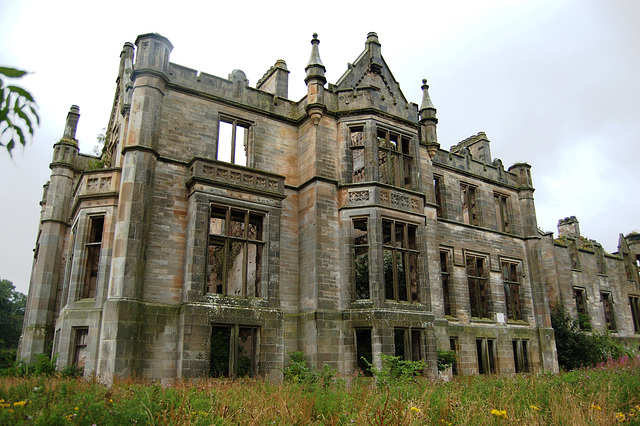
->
xmin=440 ymin=251 xmax=452 ymax=316
xmin=394 ymin=329 xmax=423 ymax=362
xmin=353 ymin=218 xmax=370 ymax=299
xmin=377 ymin=129 xmax=412 ymax=189
xmin=467 ymin=255 xmax=490 ymax=319
xmin=210 ymin=325 xmax=258 ymax=378
xmin=601 ymin=292 xmax=616 ymax=331
xmin=350 ymin=127 xmax=365 ymax=183
xmin=218 ymin=118 xmax=249 ymax=166
xmin=574 ymin=288 xmax=591 ymax=330
xmin=449 ymin=338 xmax=458 ymax=375
xmin=513 ymin=340 xmax=530 ymax=373
xmin=461 ymin=183 xmax=478 ymax=226
xmin=83 ymin=216 xmax=104 ymax=299
xmin=383 ymin=219 xmax=419 ymax=302
xmin=355 ymin=329 xmax=373 ymax=376
xmin=630 ymin=296 xmax=640 ymax=333
xmin=477 ymin=338 xmax=496 ymax=374
xmin=207 ymin=206 xmax=264 ymax=297
xmin=502 ymin=262 xmax=522 ymax=320
xmin=73 ymin=328 xmax=89 ymax=374
xmin=494 ymin=193 xmax=510 ymax=233
xmin=434 ymin=176 xmax=443 ymax=218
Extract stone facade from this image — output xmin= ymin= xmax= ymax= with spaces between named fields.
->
xmin=19 ymin=32 xmax=639 ymax=382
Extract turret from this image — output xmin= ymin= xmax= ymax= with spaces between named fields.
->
xmin=419 ymin=79 xmax=439 ymax=159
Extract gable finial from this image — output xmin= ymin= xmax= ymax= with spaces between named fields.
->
xmin=305 ymin=33 xmax=326 ymax=84
xmin=420 ymin=79 xmax=436 ymax=112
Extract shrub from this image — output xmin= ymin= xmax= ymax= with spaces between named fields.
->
xmin=365 ymin=353 xmax=426 ymax=387
xmin=437 ymin=348 xmax=457 ymax=372
xmin=282 ymin=351 xmax=336 ymax=388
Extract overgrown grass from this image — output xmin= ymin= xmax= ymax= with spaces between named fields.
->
xmin=0 ymin=355 xmax=638 ymax=425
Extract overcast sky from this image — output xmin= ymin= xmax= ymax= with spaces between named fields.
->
xmin=1 ymin=0 xmax=638 ymax=295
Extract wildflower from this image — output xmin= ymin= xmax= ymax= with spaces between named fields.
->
xmin=410 ymin=406 xmax=421 ymax=413
xmin=74 ymin=406 xmax=79 ymax=410
xmin=530 ymin=405 xmax=541 ymax=411
xmin=491 ymin=409 xmax=508 ymax=419
xmin=616 ymin=412 xmax=626 ymax=422
xmin=591 ymin=404 xmax=602 ymax=411
xmin=13 ymin=401 xmax=27 ymax=407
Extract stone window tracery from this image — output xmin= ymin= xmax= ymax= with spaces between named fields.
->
xmin=466 ymin=254 xmax=490 ymax=319
xmin=501 ymin=261 xmax=522 ymax=320
xmin=377 ymin=128 xmax=412 ymax=189
xmin=383 ymin=219 xmax=419 ymax=302
xmin=207 ymin=206 xmax=264 ymax=297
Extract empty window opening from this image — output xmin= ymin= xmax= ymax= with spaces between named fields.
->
xmin=574 ymin=288 xmax=591 ymax=330
xmin=467 ymin=255 xmax=490 ymax=319
xmin=393 ymin=328 xmax=423 ymax=362
xmin=494 ymin=193 xmax=510 ymax=233
xmin=502 ymin=261 xmax=522 ymax=320
xmin=207 ymin=206 xmax=264 ymax=297
xmin=355 ymin=328 xmax=373 ymax=376
xmin=630 ymin=296 xmax=640 ymax=334
xmin=83 ymin=216 xmax=104 ymax=299
xmin=353 ymin=218 xmax=370 ymax=299
xmin=476 ymin=338 xmax=496 ymax=374
xmin=218 ymin=118 xmax=249 ymax=166
xmin=73 ymin=328 xmax=89 ymax=374
xmin=383 ymin=220 xmax=419 ymax=302
xmin=434 ymin=176 xmax=443 ymax=218
xmin=449 ymin=338 xmax=459 ymax=375
xmin=350 ymin=126 xmax=365 ymax=183
xmin=440 ymin=251 xmax=452 ymax=316
xmin=460 ymin=183 xmax=478 ymax=226
xmin=601 ymin=292 xmax=616 ymax=331
xmin=377 ymin=129 xmax=412 ymax=189
xmin=210 ymin=325 xmax=258 ymax=378
xmin=513 ymin=340 xmax=530 ymax=373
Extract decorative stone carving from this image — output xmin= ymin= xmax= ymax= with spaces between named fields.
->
xmin=349 ymin=190 xmax=369 ymax=202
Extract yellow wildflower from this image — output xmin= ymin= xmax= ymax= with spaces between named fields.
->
xmin=491 ymin=409 xmax=508 ymax=419
xmin=591 ymin=404 xmax=602 ymax=411
xmin=410 ymin=406 xmax=421 ymax=413
xmin=74 ymin=406 xmax=79 ymax=410
xmin=13 ymin=401 xmax=27 ymax=407
xmin=616 ymin=412 xmax=626 ymax=422
xmin=530 ymin=405 xmax=541 ymax=411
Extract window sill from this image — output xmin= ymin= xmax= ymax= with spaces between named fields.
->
xmin=445 ymin=315 xmax=459 ymax=321
xmin=204 ymin=293 xmax=269 ymax=308
xmin=470 ymin=317 xmax=496 ymax=324
xmin=506 ymin=320 xmax=530 ymax=326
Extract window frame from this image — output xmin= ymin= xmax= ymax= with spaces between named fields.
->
xmin=355 ymin=328 xmax=373 ymax=376
xmin=630 ymin=296 xmax=640 ymax=334
xmin=501 ymin=260 xmax=522 ymax=321
xmin=217 ymin=115 xmax=251 ymax=166
xmin=476 ymin=338 xmax=496 ymax=374
xmin=73 ymin=327 xmax=89 ymax=374
xmin=394 ymin=328 xmax=423 ymax=363
xmin=573 ymin=287 xmax=591 ymax=330
xmin=466 ymin=253 xmax=490 ymax=319
xmin=206 ymin=205 xmax=266 ymax=297
xmin=434 ymin=175 xmax=444 ymax=218
xmin=82 ymin=215 xmax=104 ymax=299
xmin=601 ymin=292 xmax=616 ymax=331
xmin=460 ymin=183 xmax=478 ymax=226
xmin=210 ymin=324 xmax=259 ymax=378
xmin=382 ymin=218 xmax=419 ymax=302
xmin=349 ymin=125 xmax=366 ymax=183
xmin=493 ymin=192 xmax=510 ymax=233
xmin=376 ymin=127 xmax=413 ymax=189
xmin=440 ymin=249 xmax=453 ymax=316
xmin=512 ymin=339 xmax=530 ymax=373
xmin=353 ymin=217 xmax=370 ymax=300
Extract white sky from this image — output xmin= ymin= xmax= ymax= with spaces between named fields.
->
xmin=1 ymin=0 xmax=638 ymax=294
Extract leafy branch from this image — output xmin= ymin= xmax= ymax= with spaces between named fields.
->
xmin=0 ymin=66 xmax=40 ymax=156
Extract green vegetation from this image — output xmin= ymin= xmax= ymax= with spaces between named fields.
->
xmin=551 ymin=304 xmax=633 ymax=371
xmin=0 ymin=355 xmax=638 ymax=424
xmin=437 ymin=348 xmax=457 ymax=372
xmin=0 ymin=279 xmax=26 ymax=371
xmin=0 ymin=67 xmax=39 ymax=156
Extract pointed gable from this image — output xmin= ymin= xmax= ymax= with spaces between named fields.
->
xmin=334 ymin=32 xmax=409 ymax=106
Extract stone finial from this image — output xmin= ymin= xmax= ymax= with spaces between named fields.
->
xmin=63 ymin=105 xmax=80 ymax=141
xmin=366 ymin=31 xmax=383 ymax=72
xmin=305 ymin=33 xmax=326 ymax=85
xmin=420 ymin=79 xmax=436 ymax=112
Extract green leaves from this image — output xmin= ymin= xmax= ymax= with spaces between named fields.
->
xmin=0 ymin=66 xmax=39 ymax=157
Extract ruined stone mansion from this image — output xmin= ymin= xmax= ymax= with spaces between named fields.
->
xmin=19 ymin=33 xmax=640 ymax=381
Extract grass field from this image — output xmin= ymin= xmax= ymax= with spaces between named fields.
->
xmin=0 ymin=355 xmax=638 ymax=425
